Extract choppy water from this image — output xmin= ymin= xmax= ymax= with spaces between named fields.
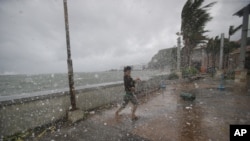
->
xmin=0 ymin=70 xmax=161 ymax=96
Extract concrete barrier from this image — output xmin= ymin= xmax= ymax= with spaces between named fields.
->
xmin=0 ymin=75 xmax=165 ymax=136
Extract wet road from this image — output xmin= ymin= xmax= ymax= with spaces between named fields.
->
xmin=37 ymin=77 xmax=250 ymax=141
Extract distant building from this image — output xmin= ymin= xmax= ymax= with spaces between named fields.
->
xmin=120 ymin=64 xmax=147 ymax=71
xmin=131 ymin=65 xmax=145 ymax=70
xmin=191 ymin=44 xmax=206 ymax=71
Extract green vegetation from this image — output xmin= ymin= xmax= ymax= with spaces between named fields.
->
xmin=205 ymin=36 xmax=220 ymax=69
xmin=168 ymin=72 xmax=179 ymax=80
xmin=224 ymin=70 xmax=235 ymax=80
xmin=205 ymin=36 xmax=240 ymax=70
xmin=182 ymin=67 xmax=199 ymax=78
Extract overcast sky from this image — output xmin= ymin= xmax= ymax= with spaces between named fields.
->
xmin=0 ymin=0 xmax=249 ymax=74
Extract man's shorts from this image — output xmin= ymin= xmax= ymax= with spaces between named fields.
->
xmin=121 ymin=92 xmax=138 ymax=108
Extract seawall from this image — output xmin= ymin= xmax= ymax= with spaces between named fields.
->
xmin=0 ymin=75 xmax=165 ymax=136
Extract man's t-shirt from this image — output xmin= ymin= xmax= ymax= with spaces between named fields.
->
xmin=124 ymin=75 xmax=135 ymax=93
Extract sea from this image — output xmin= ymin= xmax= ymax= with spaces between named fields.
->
xmin=0 ymin=70 xmax=162 ymax=97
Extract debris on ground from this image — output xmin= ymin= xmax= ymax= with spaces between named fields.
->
xmin=180 ymin=92 xmax=196 ymax=101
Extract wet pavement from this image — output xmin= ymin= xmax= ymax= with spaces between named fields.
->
xmin=34 ymin=77 xmax=250 ymax=141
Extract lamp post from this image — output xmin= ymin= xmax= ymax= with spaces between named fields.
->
xmin=63 ymin=0 xmax=77 ymax=110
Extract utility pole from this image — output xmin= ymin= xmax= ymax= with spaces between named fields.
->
xmin=177 ymin=36 xmax=181 ymax=72
xmin=63 ymin=0 xmax=77 ymax=110
xmin=238 ymin=6 xmax=249 ymax=70
xmin=219 ymin=33 xmax=224 ymax=70
xmin=233 ymin=4 xmax=249 ymax=85
xmin=176 ymin=32 xmax=182 ymax=79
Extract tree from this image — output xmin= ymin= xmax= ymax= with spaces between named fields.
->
xmin=181 ymin=0 xmax=216 ymax=67
xmin=205 ymin=36 xmax=240 ymax=72
xmin=206 ymin=36 xmax=220 ymax=71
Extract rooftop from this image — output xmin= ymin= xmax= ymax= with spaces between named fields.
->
xmin=230 ymin=45 xmax=250 ymax=55
xmin=234 ymin=3 xmax=250 ymax=17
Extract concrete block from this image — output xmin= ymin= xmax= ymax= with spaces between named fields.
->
xmin=234 ymin=69 xmax=248 ymax=85
xmin=67 ymin=109 xmax=84 ymax=123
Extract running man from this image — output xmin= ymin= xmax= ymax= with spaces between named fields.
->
xmin=115 ymin=66 xmax=140 ymax=121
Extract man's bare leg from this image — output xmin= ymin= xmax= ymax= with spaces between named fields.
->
xmin=131 ymin=105 xmax=138 ymax=120
xmin=115 ymin=106 xmax=124 ymax=120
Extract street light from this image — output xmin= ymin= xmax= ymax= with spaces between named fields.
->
xmin=63 ymin=0 xmax=77 ymax=111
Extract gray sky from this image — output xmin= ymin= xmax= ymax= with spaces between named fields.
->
xmin=0 ymin=0 xmax=249 ymax=74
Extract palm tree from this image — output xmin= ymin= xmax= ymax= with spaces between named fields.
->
xmin=205 ymin=36 xmax=240 ymax=73
xmin=205 ymin=36 xmax=220 ymax=76
xmin=181 ymin=0 xmax=216 ymax=67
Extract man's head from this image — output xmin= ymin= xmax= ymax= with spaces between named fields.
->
xmin=124 ymin=66 xmax=132 ymax=76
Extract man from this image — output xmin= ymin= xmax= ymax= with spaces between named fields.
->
xmin=115 ymin=66 xmax=140 ymax=121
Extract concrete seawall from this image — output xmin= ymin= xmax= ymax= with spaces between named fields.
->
xmin=0 ymin=75 xmax=165 ymax=136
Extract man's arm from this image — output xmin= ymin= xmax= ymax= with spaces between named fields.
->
xmin=130 ymin=77 xmax=141 ymax=92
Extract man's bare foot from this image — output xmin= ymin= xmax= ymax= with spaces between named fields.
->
xmin=115 ymin=112 xmax=120 ymax=120
xmin=131 ymin=115 xmax=139 ymax=121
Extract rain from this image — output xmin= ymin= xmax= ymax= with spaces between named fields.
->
xmin=0 ymin=0 xmax=250 ymax=141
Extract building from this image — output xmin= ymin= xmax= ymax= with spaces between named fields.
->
xmin=229 ymin=46 xmax=250 ymax=72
